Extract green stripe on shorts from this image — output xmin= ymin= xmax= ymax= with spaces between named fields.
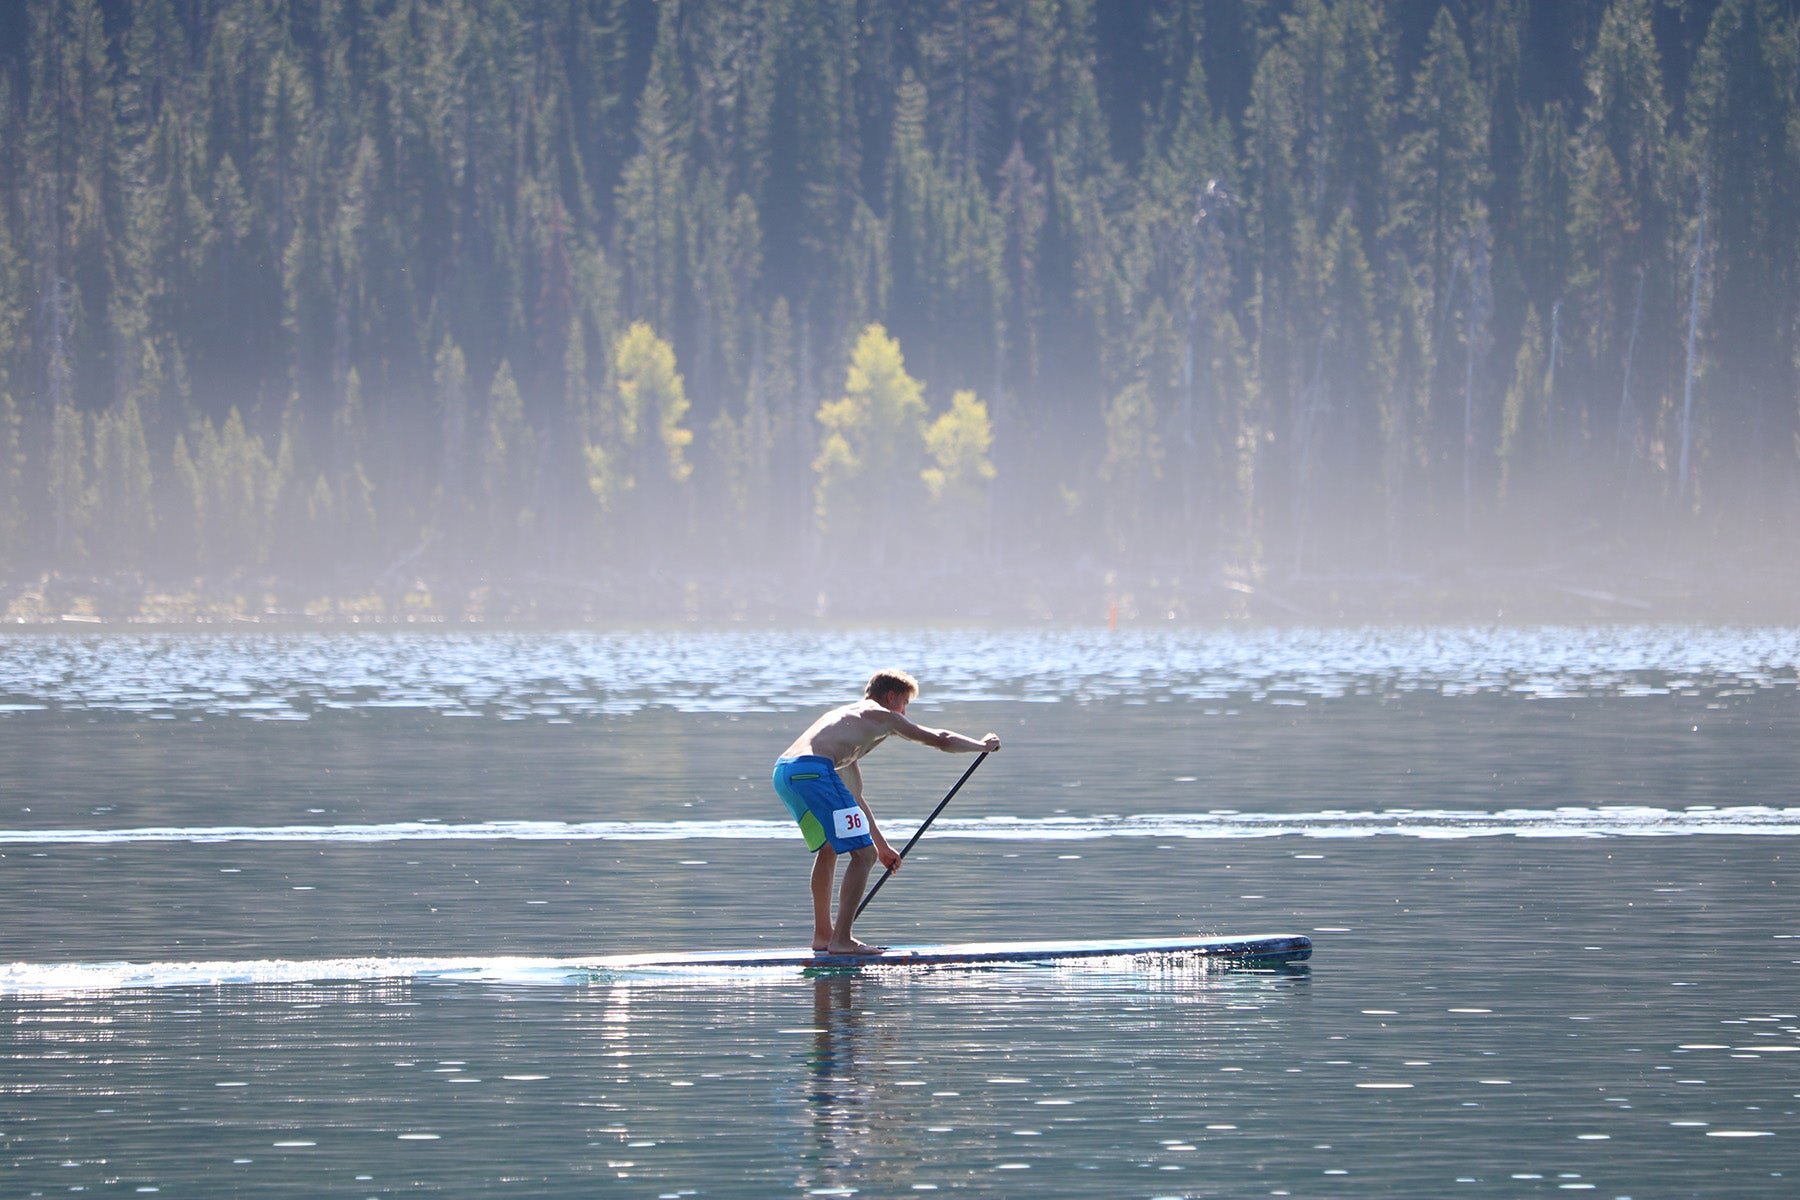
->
xmin=798 ymin=810 xmax=828 ymax=853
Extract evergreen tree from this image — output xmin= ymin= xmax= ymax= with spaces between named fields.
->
xmin=480 ymin=359 xmax=535 ymax=572
xmin=995 ymin=135 xmax=1046 ymax=403
xmin=432 ymin=334 xmax=472 ymax=574
xmin=1304 ymin=206 xmax=1383 ymax=567
xmin=1499 ymin=301 xmax=1552 ymax=506
xmin=1099 ymin=378 xmax=1161 ymax=561
xmin=1243 ymin=35 xmax=1306 ymax=553
xmin=1135 ymin=53 xmax=1240 ymax=564
xmin=760 ymin=0 xmax=863 ymax=362
xmin=47 ymin=396 xmax=90 ymax=569
xmin=1568 ymin=0 xmax=1676 ymax=464
xmin=1514 ymin=101 xmax=1575 ymax=325
xmin=1687 ymin=0 xmax=1800 ymax=474
xmin=179 ymin=407 xmax=280 ymax=576
xmin=1396 ymin=5 xmax=1492 ymax=510
xmin=755 ymin=296 xmax=804 ymax=542
xmin=684 ymin=172 xmax=762 ymax=410
xmin=0 ymin=390 xmax=21 ymax=567
xmin=89 ymin=394 xmax=155 ymax=573
xmin=328 ymin=367 xmax=378 ymax=577
xmin=1398 ymin=7 xmax=1490 ymax=337
xmin=617 ymin=56 xmax=686 ymax=336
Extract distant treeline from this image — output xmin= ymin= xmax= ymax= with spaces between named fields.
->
xmin=1 ymin=0 xmax=1796 ymax=615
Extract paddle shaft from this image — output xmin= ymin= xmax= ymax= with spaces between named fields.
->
xmin=855 ymin=751 xmax=988 ymax=918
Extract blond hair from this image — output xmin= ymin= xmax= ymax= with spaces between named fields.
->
xmin=863 ymin=669 xmax=919 ymax=702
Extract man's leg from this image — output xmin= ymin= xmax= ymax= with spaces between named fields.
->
xmin=810 ymin=847 xmax=838 ymax=951
xmin=827 ymin=845 xmax=882 ymax=954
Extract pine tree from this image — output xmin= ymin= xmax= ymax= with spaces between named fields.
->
xmin=763 ymin=0 xmax=862 ymax=357
xmin=685 ymin=171 xmax=762 ymax=410
xmin=1395 ymin=5 xmax=1492 ymax=515
xmin=1099 ymin=378 xmax=1161 ymax=561
xmin=0 ymin=390 xmax=21 ymax=567
xmin=329 ymin=367 xmax=378 ymax=577
xmin=48 ymin=398 xmax=90 ymax=570
xmin=480 ymin=359 xmax=535 ymax=572
xmin=1514 ymin=101 xmax=1575 ymax=325
xmin=616 ymin=56 xmax=686 ymax=336
xmin=1568 ymin=0 xmax=1675 ymax=465
xmin=1499 ymin=301 xmax=1551 ymax=506
xmin=1398 ymin=7 xmax=1490 ymax=336
xmin=1135 ymin=52 xmax=1239 ymax=565
xmin=1305 ymin=206 xmax=1383 ymax=567
xmin=756 ymin=296 xmax=803 ymax=542
xmin=432 ymin=334 xmax=472 ymax=576
xmin=89 ymin=394 xmax=155 ymax=573
xmin=1687 ymin=0 xmax=1800 ymax=475
xmin=1243 ymin=36 xmax=1306 ymax=557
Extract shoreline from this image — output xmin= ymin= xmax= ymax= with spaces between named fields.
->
xmin=6 ymin=562 xmax=1797 ymax=628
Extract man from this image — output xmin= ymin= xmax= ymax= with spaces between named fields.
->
xmin=773 ymin=669 xmax=1001 ymax=955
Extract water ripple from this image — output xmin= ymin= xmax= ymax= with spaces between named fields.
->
xmin=0 ymin=626 xmax=1794 ymax=719
xmin=0 ymin=955 xmax=576 ymax=994
xmin=4 ymin=806 xmax=1796 ymax=845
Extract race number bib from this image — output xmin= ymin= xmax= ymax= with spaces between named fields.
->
xmin=833 ymin=806 xmax=868 ymax=841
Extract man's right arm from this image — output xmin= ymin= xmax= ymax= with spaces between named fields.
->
xmin=883 ymin=710 xmax=1000 ymax=754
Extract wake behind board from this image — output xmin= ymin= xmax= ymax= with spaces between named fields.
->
xmin=582 ymin=932 xmax=1310 ymax=972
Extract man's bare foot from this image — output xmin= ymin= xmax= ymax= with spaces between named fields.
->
xmin=822 ymin=939 xmax=885 ymax=956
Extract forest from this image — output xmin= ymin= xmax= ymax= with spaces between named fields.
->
xmin=2 ymin=0 xmax=1797 ymax=622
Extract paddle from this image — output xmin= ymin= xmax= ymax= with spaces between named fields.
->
xmin=855 ymin=751 xmax=989 ymax=918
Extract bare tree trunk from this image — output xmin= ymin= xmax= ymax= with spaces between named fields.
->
xmin=1678 ymin=177 xmax=1707 ymax=504
xmin=1615 ymin=267 xmax=1646 ymax=463
xmin=1461 ymin=232 xmax=1491 ymax=541
xmin=1292 ymin=346 xmax=1326 ymax=575
xmin=1463 ymin=291 xmax=1476 ymax=539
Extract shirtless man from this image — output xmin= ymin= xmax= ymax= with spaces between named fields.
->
xmin=773 ymin=669 xmax=1001 ymax=955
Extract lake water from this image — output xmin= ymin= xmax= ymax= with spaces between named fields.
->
xmin=1 ymin=626 xmax=1795 ymax=1198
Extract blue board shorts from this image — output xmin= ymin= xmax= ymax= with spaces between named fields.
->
xmin=772 ymin=755 xmax=874 ymax=853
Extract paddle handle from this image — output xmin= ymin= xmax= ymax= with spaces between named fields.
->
xmin=855 ymin=751 xmax=988 ymax=918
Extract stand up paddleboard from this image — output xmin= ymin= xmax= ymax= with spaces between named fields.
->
xmin=581 ymin=932 xmax=1310 ymax=972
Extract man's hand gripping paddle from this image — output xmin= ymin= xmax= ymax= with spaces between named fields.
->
xmin=854 ymin=751 xmax=989 ymax=918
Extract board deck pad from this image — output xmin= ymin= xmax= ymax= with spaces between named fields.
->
xmin=581 ymin=933 xmax=1311 ymax=972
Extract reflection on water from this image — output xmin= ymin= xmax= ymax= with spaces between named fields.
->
xmin=1 ymin=626 xmax=1796 ymax=1196
xmin=774 ymin=962 xmax=1321 ymax=1195
xmin=798 ymin=976 xmax=886 ymax=1193
xmin=2 ymin=624 xmax=1796 ymax=717
xmin=0 ymin=959 xmax=1316 ymax=1197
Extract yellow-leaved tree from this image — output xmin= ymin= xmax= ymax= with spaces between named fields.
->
xmin=587 ymin=321 xmax=693 ymax=512
xmin=813 ymin=324 xmax=927 ymax=552
xmin=922 ymin=389 xmax=996 ymax=511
